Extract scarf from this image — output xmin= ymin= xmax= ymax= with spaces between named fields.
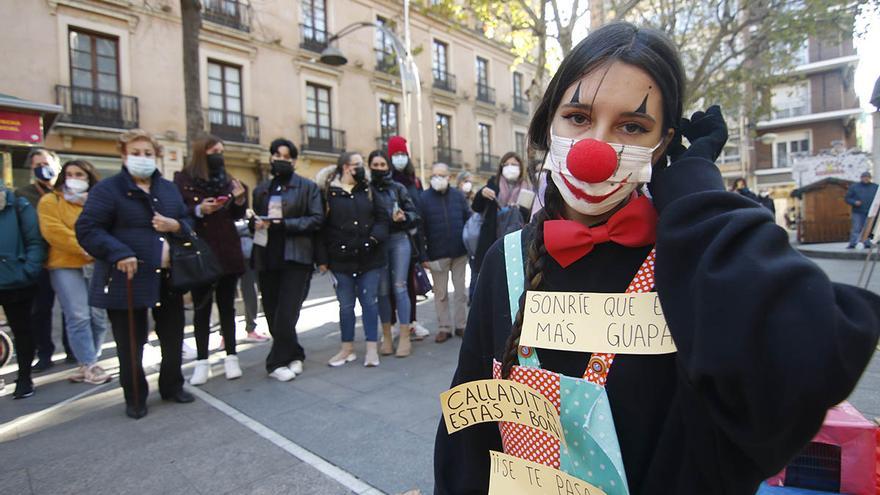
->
xmin=499 ymin=178 xmax=528 ymax=207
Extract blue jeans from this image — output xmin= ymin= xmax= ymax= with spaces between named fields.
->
xmin=50 ymin=265 xmax=109 ymax=366
xmin=334 ymin=268 xmax=381 ymax=342
xmin=850 ymin=211 xmax=869 ymax=247
xmin=378 ymin=232 xmax=412 ymax=325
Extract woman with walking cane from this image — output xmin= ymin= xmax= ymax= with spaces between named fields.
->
xmin=76 ymin=129 xmax=194 ymax=419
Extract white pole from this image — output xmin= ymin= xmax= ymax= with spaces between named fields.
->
xmin=403 ymin=0 xmax=425 ymax=185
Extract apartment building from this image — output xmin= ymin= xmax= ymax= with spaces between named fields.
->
xmin=0 ymin=0 xmax=534 ymax=188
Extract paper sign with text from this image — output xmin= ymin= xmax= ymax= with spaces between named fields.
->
xmin=440 ymin=379 xmax=564 ymax=443
xmin=519 ymin=291 xmax=677 ymax=355
xmin=489 ymin=450 xmax=607 ymax=495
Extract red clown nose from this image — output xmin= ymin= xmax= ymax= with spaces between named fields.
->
xmin=566 ymin=138 xmax=619 ymax=184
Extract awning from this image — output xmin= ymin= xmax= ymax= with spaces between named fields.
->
xmin=0 ymin=93 xmax=63 ymax=146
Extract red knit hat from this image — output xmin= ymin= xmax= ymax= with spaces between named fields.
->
xmin=387 ymin=135 xmax=409 ymax=156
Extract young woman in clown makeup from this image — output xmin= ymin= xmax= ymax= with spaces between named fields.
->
xmin=434 ymin=22 xmax=880 ymax=494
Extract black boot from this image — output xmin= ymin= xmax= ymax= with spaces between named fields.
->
xmin=12 ymin=378 xmax=34 ymax=399
xmin=125 ymin=403 xmax=148 ymax=419
xmin=161 ymin=389 xmax=195 ymax=403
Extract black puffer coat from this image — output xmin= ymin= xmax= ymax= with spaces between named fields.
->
xmin=316 ymin=179 xmax=390 ymax=274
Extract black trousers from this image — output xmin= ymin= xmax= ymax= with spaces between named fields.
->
xmin=191 ymin=273 xmax=239 ymax=359
xmin=106 ymin=277 xmax=184 ymax=408
xmin=258 ymin=263 xmax=309 ymax=372
xmin=1 ymin=287 xmax=36 ymax=382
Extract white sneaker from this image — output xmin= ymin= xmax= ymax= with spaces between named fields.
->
xmin=181 ymin=342 xmax=197 ymax=361
xmin=288 ymin=360 xmax=304 ymax=375
xmin=411 ymin=321 xmax=430 ymax=340
xmin=190 ymin=359 xmax=211 ymax=386
xmin=224 ymin=355 xmax=242 ymax=380
xmin=269 ymin=366 xmax=296 ymax=382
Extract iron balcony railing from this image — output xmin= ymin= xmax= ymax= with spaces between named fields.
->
xmin=300 ymin=23 xmax=329 ymax=52
xmin=435 ymin=146 xmax=463 ymax=168
xmin=433 ymin=72 xmax=456 ymax=93
xmin=301 ymin=124 xmax=346 ymax=154
xmin=513 ymin=95 xmax=529 ymax=114
xmin=202 ymin=0 xmax=251 ymax=32
xmin=205 ymin=108 xmax=260 ymax=144
xmin=476 ymin=84 xmax=496 ymax=105
xmin=55 ymin=85 xmax=139 ymax=129
xmin=477 ymin=152 xmax=500 ymax=173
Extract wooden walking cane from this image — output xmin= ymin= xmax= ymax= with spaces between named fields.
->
xmin=125 ymin=276 xmax=141 ymax=410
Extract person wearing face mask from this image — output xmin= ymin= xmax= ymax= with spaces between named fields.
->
xmin=16 ymin=148 xmax=74 ymax=371
xmin=470 ymin=152 xmax=532 ymax=289
xmin=173 ymin=135 xmax=248 ymax=384
xmin=317 ymin=152 xmax=390 ymax=367
xmin=435 ymin=23 xmax=880 ymax=495
xmin=76 ymin=129 xmax=195 ymax=419
xmin=251 ymin=138 xmax=323 ymax=382
xmin=37 ymin=160 xmax=111 ymax=386
xmin=367 ymin=150 xmax=420 ymax=357
xmin=418 ymin=163 xmax=471 ymax=343
xmin=456 ymin=171 xmax=476 ymax=204
xmin=386 ymin=136 xmax=432 ymax=341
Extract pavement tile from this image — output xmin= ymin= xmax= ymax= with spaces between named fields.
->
xmin=225 ymin=463 xmax=354 ymax=495
xmin=0 ymin=468 xmax=32 ymax=495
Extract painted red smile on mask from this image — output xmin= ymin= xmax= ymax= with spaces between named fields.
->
xmin=560 ymin=173 xmax=632 ymax=203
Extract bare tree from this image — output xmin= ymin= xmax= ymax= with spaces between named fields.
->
xmin=181 ymin=0 xmax=203 ymax=149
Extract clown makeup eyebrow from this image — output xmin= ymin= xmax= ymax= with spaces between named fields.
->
xmin=634 ymin=94 xmax=649 ymax=114
xmin=569 ymin=81 xmax=582 ymax=104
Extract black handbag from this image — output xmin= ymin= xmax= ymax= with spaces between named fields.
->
xmin=167 ymin=232 xmax=223 ymax=292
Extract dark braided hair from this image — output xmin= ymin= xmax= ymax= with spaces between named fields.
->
xmin=501 ymin=172 xmax=567 ymax=378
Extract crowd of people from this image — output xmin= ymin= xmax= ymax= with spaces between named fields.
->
xmin=1 ymin=127 xmax=532 ymax=418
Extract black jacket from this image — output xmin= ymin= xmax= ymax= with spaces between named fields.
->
xmin=251 ymin=173 xmax=324 ymax=269
xmin=373 ymin=177 xmax=419 ymax=234
xmin=471 ymin=177 xmax=529 ymax=270
xmin=419 ymin=187 xmax=470 ymax=261
xmin=434 ymin=157 xmax=880 ymax=494
xmin=316 ymin=181 xmax=390 ymax=274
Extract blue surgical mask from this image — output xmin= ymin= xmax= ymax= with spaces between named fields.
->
xmin=126 ymin=155 xmax=157 ymax=178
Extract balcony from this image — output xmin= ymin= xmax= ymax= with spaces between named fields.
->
xmin=205 ymin=108 xmax=260 ymax=144
xmin=476 ymin=84 xmax=495 ymax=105
xmin=375 ymin=135 xmax=400 ymax=153
xmin=476 ymin=152 xmax=500 ymax=173
xmin=433 ymin=72 xmax=456 ymax=93
xmin=55 ymin=85 xmax=138 ymax=129
xmin=513 ymin=95 xmax=529 ymax=114
xmin=301 ymin=124 xmax=346 ymax=155
xmin=202 ymin=0 xmax=251 ymax=32
xmin=375 ymin=49 xmax=398 ymax=74
xmin=300 ymin=23 xmax=329 ymax=52
xmin=434 ymin=147 xmax=463 ymax=168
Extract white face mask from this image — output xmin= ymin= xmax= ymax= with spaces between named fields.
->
xmin=546 ymin=131 xmax=662 ymax=215
xmin=391 ymin=154 xmax=408 ymax=171
xmin=430 ymin=176 xmax=449 ymax=192
xmin=126 ymin=155 xmax=157 ymax=178
xmin=65 ymin=178 xmax=89 ymax=194
xmin=460 ymin=181 xmax=473 ymax=193
xmin=502 ymin=164 xmax=521 ymax=181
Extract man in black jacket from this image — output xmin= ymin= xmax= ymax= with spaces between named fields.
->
xmin=419 ymin=163 xmax=470 ymax=343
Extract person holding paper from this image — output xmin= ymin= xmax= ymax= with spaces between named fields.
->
xmin=844 ymin=171 xmax=878 ymax=249
xmin=434 ymin=22 xmax=880 ymax=495
xmin=250 ymin=138 xmax=323 ymax=382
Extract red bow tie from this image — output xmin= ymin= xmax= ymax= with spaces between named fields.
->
xmin=544 ymin=195 xmax=658 ymax=268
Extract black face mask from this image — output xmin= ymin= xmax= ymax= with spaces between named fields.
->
xmin=371 ymin=168 xmax=390 ymax=182
xmin=206 ymin=153 xmax=225 ymax=171
xmin=352 ymin=167 xmax=366 ymax=183
xmin=271 ymin=159 xmax=294 ymax=177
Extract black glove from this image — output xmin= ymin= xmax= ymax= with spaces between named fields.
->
xmin=676 ymin=105 xmax=728 ymax=163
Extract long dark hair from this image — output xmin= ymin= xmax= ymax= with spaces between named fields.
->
xmin=184 ymin=134 xmax=223 ymax=181
xmin=367 ymin=149 xmax=389 ymax=167
xmin=502 ymin=22 xmax=685 ymax=379
xmin=496 ymin=151 xmax=527 ymax=186
xmin=55 ymin=159 xmax=100 ymax=192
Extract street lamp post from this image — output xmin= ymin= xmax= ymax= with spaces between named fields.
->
xmin=319 ymin=16 xmax=426 ymax=184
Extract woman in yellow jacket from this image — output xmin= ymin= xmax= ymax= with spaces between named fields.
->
xmin=37 ymin=160 xmax=111 ymax=385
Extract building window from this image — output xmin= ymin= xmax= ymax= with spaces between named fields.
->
xmin=436 ymin=113 xmax=452 ymax=149
xmin=202 ymin=0 xmax=251 ymax=31
xmin=513 ymin=72 xmax=527 ymax=113
xmin=69 ymin=29 xmax=119 ymax=94
xmin=478 ymin=123 xmax=491 ymax=156
xmin=433 ymin=40 xmax=448 ymax=80
xmin=207 ymin=60 xmax=243 ymax=129
xmin=301 ymin=0 xmax=327 ymax=50
xmin=476 ymin=57 xmax=489 ymax=89
xmin=375 ymin=17 xmax=396 ymax=73
xmin=379 ymin=100 xmax=398 ymax=139
xmin=515 ymin=131 xmax=527 ymax=159
xmin=306 ymin=82 xmax=332 ymax=140
xmin=717 ymin=139 xmax=741 ymax=165
xmin=773 ymin=132 xmax=810 ymax=168
xmin=771 ymin=82 xmax=810 ymax=119
xmin=64 ymin=28 xmax=134 ymax=128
